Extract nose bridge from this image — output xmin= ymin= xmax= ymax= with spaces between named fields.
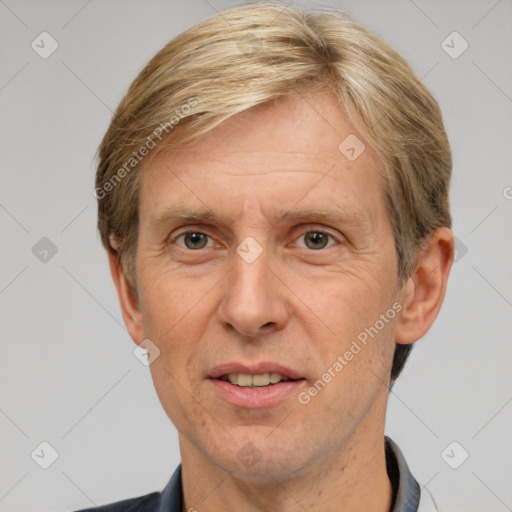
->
xmin=219 ymin=240 xmax=288 ymax=338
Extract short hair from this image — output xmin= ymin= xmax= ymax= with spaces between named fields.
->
xmin=95 ymin=2 xmax=452 ymax=386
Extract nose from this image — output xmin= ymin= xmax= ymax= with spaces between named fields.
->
xmin=218 ymin=247 xmax=290 ymax=339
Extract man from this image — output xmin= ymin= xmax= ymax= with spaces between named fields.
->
xmin=81 ymin=2 xmax=454 ymax=511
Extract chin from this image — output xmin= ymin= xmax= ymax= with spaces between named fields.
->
xmin=208 ymin=429 xmax=313 ymax=482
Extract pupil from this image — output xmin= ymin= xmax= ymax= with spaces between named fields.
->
xmin=306 ymin=232 xmax=327 ymax=249
xmin=185 ymin=232 xmax=207 ymax=249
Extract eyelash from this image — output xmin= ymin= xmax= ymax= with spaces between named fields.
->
xmin=169 ymin=228 xmax=340 ymax=251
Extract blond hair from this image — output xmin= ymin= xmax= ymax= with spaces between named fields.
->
xmin=95 ymin=2 xmax=452 ymax=384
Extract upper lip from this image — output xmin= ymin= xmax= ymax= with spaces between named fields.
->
xmin=208 ymin=362 xmax=304 ymax=380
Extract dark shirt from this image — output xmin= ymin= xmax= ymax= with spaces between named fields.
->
xmin=75 ymin=436 xmax=436 ymax=512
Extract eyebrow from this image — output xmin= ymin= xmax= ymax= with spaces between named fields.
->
xmin=150 ymin=205 xmax=368 ymax=229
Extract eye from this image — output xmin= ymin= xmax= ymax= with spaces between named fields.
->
xmin=170 ymin=229 xmax=339 ymax=252
xmin=296 ymin=230 xmax=337 ymax=250
xmin=175 ymin=231 xmax=214 ymax=250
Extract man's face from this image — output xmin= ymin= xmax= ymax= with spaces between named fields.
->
xmin=134 ymin=92 xmax=404 ymax=479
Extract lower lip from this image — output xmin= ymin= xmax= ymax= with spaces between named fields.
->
xmin=209 ymin=378 xmax=305 ymax=409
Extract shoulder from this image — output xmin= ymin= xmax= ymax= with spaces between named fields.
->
xmin=73 ymin=491 xmax=160 ymax=512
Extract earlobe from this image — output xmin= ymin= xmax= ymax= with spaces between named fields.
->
xmin=106 ymin=245 xmax=144 ymax=346
xmin=395 ymin=227 xmax=454 ymax=345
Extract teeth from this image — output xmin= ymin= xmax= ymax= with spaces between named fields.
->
xmin=220 ymin=373 xmax=291 ymax=387
xmin=252 ymin=373 xmax=270 ymax=386
xmin=269 ymin=372 xmax=282 ymax=384
xmin=237 ymin=374 xmax=253 ymax=387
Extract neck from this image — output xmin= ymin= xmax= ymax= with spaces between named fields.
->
xmin=179 ymin=411 xmax=393 ymax=512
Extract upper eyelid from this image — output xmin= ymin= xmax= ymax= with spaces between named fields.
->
xmin=171 ymin=221 xmax=340 ymax=234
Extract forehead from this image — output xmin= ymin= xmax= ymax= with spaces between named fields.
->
xmin=139 ymin=92 xmax=386 ymax=226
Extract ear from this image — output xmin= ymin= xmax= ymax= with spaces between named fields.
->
xmin=107 ymin=238 xmax=144 ymax=346
xmin=395 ymin=227 xmax=455 ymax=344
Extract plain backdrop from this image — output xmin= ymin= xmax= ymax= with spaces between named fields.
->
xmin=1 ymin=0 xmax=511 ymax=511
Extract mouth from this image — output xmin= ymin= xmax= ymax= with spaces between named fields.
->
xmin=207 ymin=363 xmax=306 ymax=408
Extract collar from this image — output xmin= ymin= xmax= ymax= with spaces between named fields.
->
xmin=385 ymin=436 xmax=439 ymax=512
xmin=157 ymin=462 xmax=182 ymax=512
xmin=386 ymin=436 xmax=420 ymax=511
xmin=157 ymin=437 xmax=435 ymax=512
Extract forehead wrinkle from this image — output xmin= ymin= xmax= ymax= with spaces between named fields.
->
xmin=149 ymin=203 xmax=370 ymax=232
xmin=215 ymin=168 xmax=326 ymax=177
xmin=160 ymin=162 xmax=335 ymax=180
xmin=165 ymin=150 xmax=343 ymax=175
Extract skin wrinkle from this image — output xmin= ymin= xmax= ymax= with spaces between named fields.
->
xmin=109 ymin=91 xmax=454 ymax=512
xmin=147 ymin=205 xmax=373 ymax=252
xmin=146 ymin=156 xmax=380 ymax=258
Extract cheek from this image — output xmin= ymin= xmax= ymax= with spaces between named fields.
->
xmin=138 ymin=274 xmax=211 ymax=387
xmin=141 ymin=284 xmax=208 ymax=430
xmin=139 ymin=265 xmax=208 ymax=336
xmin=298 ymin=264 xmax=396 ymax=343
xmin=148 ymin=359 xmax=196 ymax=437
xmin=299 ymin=312 xmax=397 ymax=435
xmin=296 ymin=262 xmax=399 ymax=392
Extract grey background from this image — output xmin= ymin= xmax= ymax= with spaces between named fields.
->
xmin=1 ymin=0 xmax=511 ymax=510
